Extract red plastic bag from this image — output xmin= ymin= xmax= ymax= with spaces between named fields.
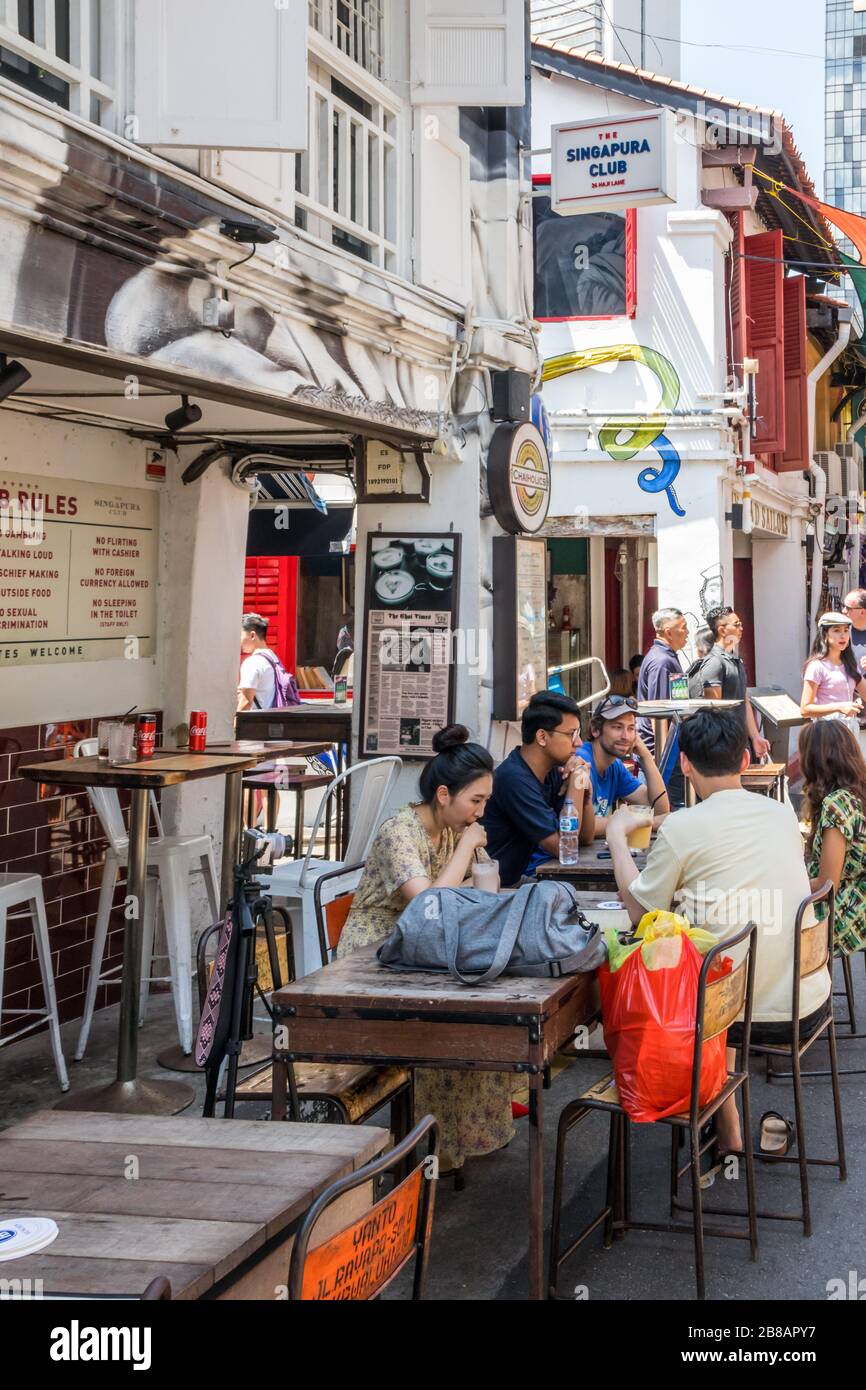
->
xmin=599 ymin=934 xmax=732 ymax=1123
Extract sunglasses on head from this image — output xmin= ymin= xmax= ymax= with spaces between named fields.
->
xmin=595 ymin=695 xmax=638 ymax=718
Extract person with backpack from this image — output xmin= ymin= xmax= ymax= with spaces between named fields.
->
xmin=237 ymin=612 xmax=300 ymax=711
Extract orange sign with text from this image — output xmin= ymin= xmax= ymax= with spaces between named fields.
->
xmin=300 ymin=1167 xmax=423 ymax=1301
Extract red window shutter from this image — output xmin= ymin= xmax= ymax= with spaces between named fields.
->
xmin=243 ymin=556 xmax=298 ymax=671
xmin=727 ymin=213 xmax=746 ymax=384
xmin=779 ymin=275 xmax=810 ymax=472
xmin=745 ymin=229 xmax=786 ymax=455
xmin=625 ymin=208 xmax=637 ymax=318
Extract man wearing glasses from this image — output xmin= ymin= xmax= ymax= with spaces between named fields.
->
xmin=698 ymin=606 xmax=770 ymax=761
xmin=842 ymin=590 xmax=866 ymax=675
xmin=483 ymin=692 xmax=596 ymax=887
xmin=579 ymin=694 xmax=670 ymax=836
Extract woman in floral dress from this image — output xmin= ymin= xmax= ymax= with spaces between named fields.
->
xmin=338 ymin=724 xmax=514 ymax=1175
xmin=800 ymin=719 xmax=866 ymax=957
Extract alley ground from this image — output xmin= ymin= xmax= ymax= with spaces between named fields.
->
xmin=2 ymin=956 xmax=864 ymax=1304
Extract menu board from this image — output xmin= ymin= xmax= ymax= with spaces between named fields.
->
xmin=0 ymin=472 xmax=157 ymax=666
xmin=514 ymin=537 xmax=548 ymax=713
xmin=492 ymin=536 xmax=549 ymax=721
xmin=360 ymin=533 xmax=459 ymax=759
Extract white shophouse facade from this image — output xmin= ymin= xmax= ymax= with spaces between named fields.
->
xmin=527 ymin=42 xmax=851 ymax=704
xmin=0 ymin=0 xmax=533 ymax=1024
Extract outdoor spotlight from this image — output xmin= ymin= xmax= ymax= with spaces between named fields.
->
xmin=219 ymin=217 xmax=278 ymax=245
xmin=164 ymin=395 xmax=202 ymax=432
xmin=0 ymin=354 xmax=32 ymax=402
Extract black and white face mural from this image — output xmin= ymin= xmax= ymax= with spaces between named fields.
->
xmin=0 ymin=110 xmax=442 ymax=438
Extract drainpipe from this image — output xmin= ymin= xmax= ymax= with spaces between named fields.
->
xmin=807 ymin=308 xmax=853 ymax=630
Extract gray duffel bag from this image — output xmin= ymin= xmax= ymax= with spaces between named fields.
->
xmin=376 ymin=881 xmax=607 ymax=985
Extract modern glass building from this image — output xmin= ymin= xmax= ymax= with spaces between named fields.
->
xmin=826 ymin=1 xmax=866 ymax=218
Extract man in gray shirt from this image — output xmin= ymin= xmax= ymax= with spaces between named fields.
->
xmin=699 ymin=607 xmax=770 ymax=759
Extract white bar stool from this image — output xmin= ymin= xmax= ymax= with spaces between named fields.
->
xmin=0 ymin=873 xmax=69 ymax=1090
xmin=73 ymin=739 xmax=219 ymax=1060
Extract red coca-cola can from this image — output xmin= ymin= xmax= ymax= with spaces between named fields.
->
xmin=135 ymin=714 xmax=157 ymax=760
xmin=189 ymin=710 xmax=208 ymax=752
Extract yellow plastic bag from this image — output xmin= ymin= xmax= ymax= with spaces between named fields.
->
xmin=635 ymin=910 xmax=717 ymax=971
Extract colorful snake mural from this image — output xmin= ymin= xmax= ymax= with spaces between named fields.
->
xmin=541 ymin=345 xmax=685 ymax=517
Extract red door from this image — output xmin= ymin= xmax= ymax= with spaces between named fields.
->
xmin=733 ymin=558 xmax=756 ymax=684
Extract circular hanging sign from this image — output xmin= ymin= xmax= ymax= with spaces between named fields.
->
xmin=487 ymin=421 xmax=552 ymax=534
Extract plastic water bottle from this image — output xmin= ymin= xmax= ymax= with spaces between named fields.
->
xmin=559 ymin=797 xmax=580 ymax=866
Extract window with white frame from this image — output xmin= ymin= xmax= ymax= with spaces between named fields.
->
xmin=294 ymin=49 xmax=399 ymax=271
xmin=0 ymin=0 xmax=118 ymax=128
xmin=308 ymin=0 xmax=385 ymax=82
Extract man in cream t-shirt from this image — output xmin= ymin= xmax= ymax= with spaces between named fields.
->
xmin=606 ymin=709 xmax=831 ymax=1155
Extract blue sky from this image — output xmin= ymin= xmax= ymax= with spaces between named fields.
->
xmin=680 ymin=1 xmax=826 ymax=194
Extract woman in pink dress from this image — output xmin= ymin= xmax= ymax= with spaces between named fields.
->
xmin=801 ymin=612 xmax=866 ymax=738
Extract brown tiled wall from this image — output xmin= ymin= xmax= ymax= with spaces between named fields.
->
xmin=0 ymin=715 xmax=162 ymax=1042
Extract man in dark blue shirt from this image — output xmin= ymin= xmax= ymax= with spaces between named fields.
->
xmin=636 ymin=607 xmax=689 ymax=752
xmin=483 ymin=692 xmax=595 ymax=887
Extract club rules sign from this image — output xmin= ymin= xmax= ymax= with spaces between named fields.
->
xmin=0 ymin=473 xmax=157 ymax=666
xmin=550 ymin=108 xmax=676 ymax=215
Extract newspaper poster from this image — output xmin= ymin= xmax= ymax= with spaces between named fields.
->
xmin=361 ymin=534 xmax=459 ymax=759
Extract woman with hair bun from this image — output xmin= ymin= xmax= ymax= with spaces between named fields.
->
xmin=338 ymin=723 xmax=514 ymax=1176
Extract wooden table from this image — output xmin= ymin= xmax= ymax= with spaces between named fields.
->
xmin=0 ymin=1110 xmax=388 ymax=1299
xmin=18 ymin=751 xmax=259 ymax=1115
xmin=237 ymin=704 xmax=353 ymax=854
xmin=535 ymin=842 xmax=649 ymax=891
xmin=271 ymin=940 xmax=600 ymax=1301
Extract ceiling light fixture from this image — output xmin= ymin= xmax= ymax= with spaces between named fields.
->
xmin=0 ymin=354 xmax=32 ymax=402
xmin=164 ymin=395 xmax=203 ymax=433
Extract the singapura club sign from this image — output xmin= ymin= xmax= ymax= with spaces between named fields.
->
xmin=550 ymin=108 xmax=676 ymax=216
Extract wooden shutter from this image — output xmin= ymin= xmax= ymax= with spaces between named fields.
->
xmin=625 ymin=208 xmax=637 ymax=318
xmin=243 ymin=557 xmax=298 ymax=672
xmin=133 ymin=0 xmax=307 ymax=149
xmin=779 ymin=276 xmax=810 ymax=472
xmin=409 ymin=0 xmax=526 ymax=106
xmin=412 ymin=111 xmax=471 ymax=303
xmin=745 ymin=229 xmax=786 ymax=455
xmin=726 ymin=212 xmax=747 ymax=384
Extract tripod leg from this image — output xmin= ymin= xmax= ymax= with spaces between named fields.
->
xmin=202 ymin=1063 xmax=219 ymax=1119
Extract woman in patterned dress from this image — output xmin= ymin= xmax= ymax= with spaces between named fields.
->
xmin=338 ymin=724 xmax=514 ymax=1175
xmin=800 ymin=719 xmax=866 ymax=957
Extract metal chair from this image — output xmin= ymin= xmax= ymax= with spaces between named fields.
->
xmin=232 ymin=863 xmax=414 ymax=1142
xmin=72 ymin=737 xmax=220 ymax=1058
xmin=0 ymin=873 xmax=69 ymax=1091
xmin=288 ymin=1116 xmax=438 ymax=1300
xmin=267 ymin=756 xmax=401 ymax=976
xmin=753 ymin=882 xmax=847 ymax=1235
xmin=549 ymin=922 xmax=759 ymax=1302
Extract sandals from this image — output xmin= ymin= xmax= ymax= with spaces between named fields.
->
xmin=759 ymin=1110 xmax=796 ymax=1156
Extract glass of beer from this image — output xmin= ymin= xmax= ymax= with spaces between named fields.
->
xmin=472 ymin=859 xmax=500 ymax=893
xmin=626 ymin=806 xmax=653 ymax=852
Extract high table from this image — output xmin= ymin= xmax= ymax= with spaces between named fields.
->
xmin=271 ymin=939 xmax=600 ymax=1301
xmin=0 ymin=1109 xmax=388 ymax=1299
xmin=637 ymin=698 xmax=743 ymax=768
xmin=18 ymin=751 xmax=259 ymax=1115
xmin=236 ymin=703 xmax=353 ymax=855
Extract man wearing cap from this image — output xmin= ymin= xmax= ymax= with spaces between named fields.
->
xmin=699 ymin=606 xmax=771 ymax=760
xmin=842 ymin=590 xmax=866 ymax=676
xmin=578 ymin=694 xmax=670 ymax=839
xmin=801 ymin=611 xmax=866 ymax=730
